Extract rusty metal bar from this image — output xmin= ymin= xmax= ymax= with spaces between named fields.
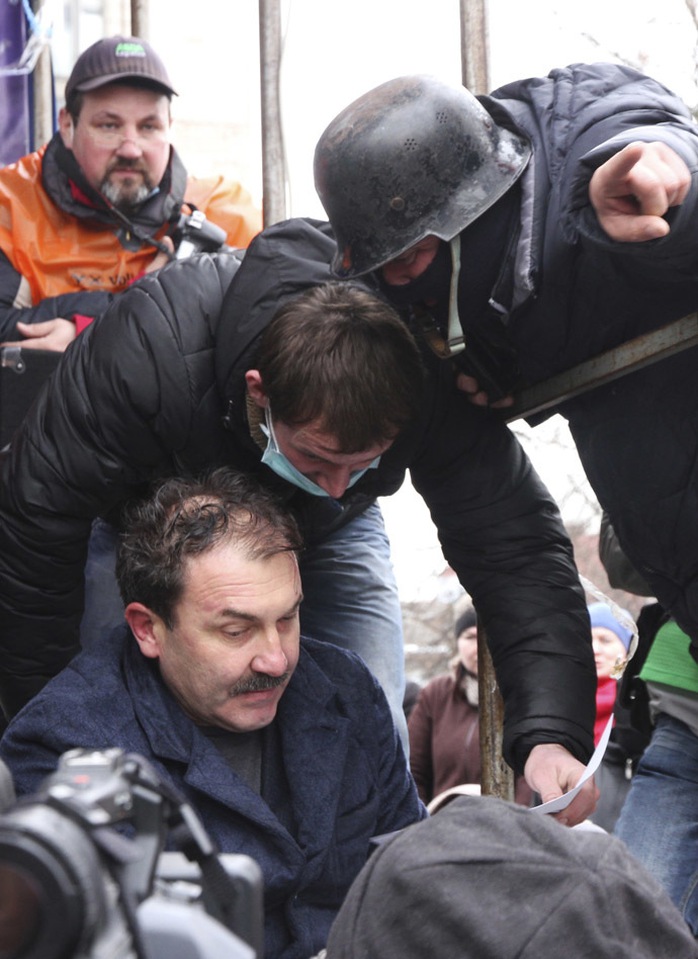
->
xmin=506 ymin=311 xmax=698 ymax=423
xmin=458 ymin=0 xmax=508 ymax=801
xmin=477 ymin=622 xmax=515 ymax=800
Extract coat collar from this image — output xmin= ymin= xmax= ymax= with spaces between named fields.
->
xmin=123 ymin=635 xmax=353 ymax=860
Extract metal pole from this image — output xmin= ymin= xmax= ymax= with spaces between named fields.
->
xmin=32 ymin=0 xmax=53 ymax=148
xmin=130 ymin=0 xmax=149 ymax=39
xmin=458 ymin=0 xmax=510 ymax=801
xmin=477 ymin=621 xmax=514 ymax=800
xmin=460 ymin=0 xmax=490 ymax=94
xmin=258 ymin=0 xmax=287 ymax=226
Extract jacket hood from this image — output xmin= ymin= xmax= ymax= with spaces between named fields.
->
xmin=214 ymin=217 xmax=353 ymax=425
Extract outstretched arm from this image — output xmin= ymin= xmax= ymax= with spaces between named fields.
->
xmin=589 ymin=141 xmax=691 ymax=242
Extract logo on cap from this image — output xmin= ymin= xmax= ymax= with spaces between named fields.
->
xmin=114 ymin=41 xmax=147 ymax=59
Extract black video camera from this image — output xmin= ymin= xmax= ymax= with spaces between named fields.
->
xmin=175 ymin=211 xmax=229 ymax=259
xmin=0 ymin=748 xmax=263 ymax=959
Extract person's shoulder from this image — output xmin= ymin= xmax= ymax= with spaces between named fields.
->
xmin=417 ymin=672 xmax=456 ymax=705
xmin=0 ymin=145 xmax=45 ymax=183
xmin=297 ymin=635 xmax=384 ymax=706
xmin=299 ymin=634 xmax=370 ymax=675
xmin=134 ymin=247 xmax=243 ymax=304
xmin=16 ymin=625 xmax=127 ymax=714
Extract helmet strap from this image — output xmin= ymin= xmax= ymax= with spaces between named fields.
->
xmin=446 ymin=235 xmax=466 ymax=355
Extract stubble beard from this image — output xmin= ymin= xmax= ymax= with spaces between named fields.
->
xmin=101 ymin=166 xmax=154 ymax=213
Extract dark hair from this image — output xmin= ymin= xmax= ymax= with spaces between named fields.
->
xmin=116 ymin=467 xmax=302 ymax=627
xmin=254 ymin=282 xmax=425 ymax=451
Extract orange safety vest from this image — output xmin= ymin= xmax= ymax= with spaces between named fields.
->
xmin=0 ymin=147 xmax=262 ymax=306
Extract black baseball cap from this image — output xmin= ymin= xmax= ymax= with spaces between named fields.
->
xmin=64 ymin=35 xmax=177 ymax=103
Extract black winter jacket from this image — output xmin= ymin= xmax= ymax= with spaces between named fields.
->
xmin=0 ymin=218 xmax=595 ymax=772
xmin=490 ymin=64 xmax=698 ymax=658
xmin=396 ymin=63 xmax=698 ymax=659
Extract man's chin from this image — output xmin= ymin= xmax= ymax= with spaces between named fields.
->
xmin=102 ymin=178 xmax=150 ymax=211
xmin=216 ymin=689 xmax=283 ymax=733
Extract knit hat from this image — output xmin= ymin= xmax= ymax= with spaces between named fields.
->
xmin=326 ymin=796 xmax=698 ymax=959
xmin=588 ymin=601 xmax=633 ymax=651
xmin=65 ymin=36 xmax=177 ymax=104
xmin=454 ymin=605 xmax=477 ymax=638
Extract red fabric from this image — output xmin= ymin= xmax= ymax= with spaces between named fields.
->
xmin=594 ymin=675 xmax=618 ymax=745
xmin=71 ymin=313 xmax=94 ymax=335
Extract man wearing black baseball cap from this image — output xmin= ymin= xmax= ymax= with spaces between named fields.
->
xmin=0 ymin=34 xmax=260 ymax=354
xmin=64 ymin=35 xmax=177 ymax=100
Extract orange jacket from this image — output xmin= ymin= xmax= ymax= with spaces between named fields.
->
xmin=0 ymin=143 xmax=261 ymax=307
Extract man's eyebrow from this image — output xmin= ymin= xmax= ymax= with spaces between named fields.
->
xmin=218 ymin=595 xmax=304 ymax=622
xmin=90 ymin=109 xmax=164 ymax=123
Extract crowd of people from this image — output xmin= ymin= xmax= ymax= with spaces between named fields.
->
xmin=0 ymin=31 xmax=697 ymax=958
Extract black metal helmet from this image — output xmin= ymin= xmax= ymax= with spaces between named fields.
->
xmin=314 ymin=75 xmax=531 ymax=278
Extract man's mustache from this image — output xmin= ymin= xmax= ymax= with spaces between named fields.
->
xmin=230 ymin=672 xmax=289 ymax=696
xmin=107 ymin=158 xmax=147 ymax=174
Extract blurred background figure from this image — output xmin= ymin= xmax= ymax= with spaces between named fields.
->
xmin=588 ymin=602 xmax=632 ymax=743
xmin=586 ymin=601 xmax=641 ymax=833
xmin=407 ymin=606 xmax=532 ymax=806
xmin=402 ymin=678 xmax=422 ymax=722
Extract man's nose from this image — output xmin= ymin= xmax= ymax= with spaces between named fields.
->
xmin=317 ymin=467 xmax=352 ymax=499
xmin=251 ymin=632 xmax=289 ymax=676
xmin=115 ymin=136 xmax=144 ymax=157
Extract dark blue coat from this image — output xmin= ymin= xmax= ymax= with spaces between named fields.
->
xmin=487 ymin=64 xmax=698 ymax=656
xmin=0 ymin=628 xmax=425 ymax=959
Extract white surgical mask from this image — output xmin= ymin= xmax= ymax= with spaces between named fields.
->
xmin=259 ymin=407 xmax=380 ymax=498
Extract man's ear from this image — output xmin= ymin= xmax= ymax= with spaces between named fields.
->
xmin=58 ymin=107 xmax=74 ymax=149
xmin=245 ymin=370 xmax=268 ymax=408
xmin=125 ymin=603 xmax=165 ymax=660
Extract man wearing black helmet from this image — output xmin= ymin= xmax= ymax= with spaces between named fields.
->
xmin=314 ymin=68 xmax=698 ymax=645
xmin=314 ymin=65 xmax=698 ymax=928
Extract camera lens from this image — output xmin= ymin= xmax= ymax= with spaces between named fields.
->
xmin=0 ymin=804 xmax=106 ymax=959
xmin=0 ymin=863 xmax=42 ymax=957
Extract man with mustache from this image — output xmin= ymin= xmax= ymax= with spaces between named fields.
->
xmin=0 ymin=34 xmax=260 ymax=353
xmin=0 ymin=467 xmax=425 ymax=959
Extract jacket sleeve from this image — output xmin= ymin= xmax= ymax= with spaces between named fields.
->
xmin=0 ymin=247 xmax=115 ymax=339
xmin=534 ymin=64 xmax=698 ymax=261
xmin=408 ymin=368 xmax=596 ymax=774
xmin=0 ymin=253 xmax=237 ymax=718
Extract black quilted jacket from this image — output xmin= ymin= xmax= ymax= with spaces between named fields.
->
xmin=0 ymin=218 xmax=594 ymax=772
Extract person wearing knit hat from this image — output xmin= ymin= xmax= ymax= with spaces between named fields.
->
xmin=585 ymin=601 xmax=635 ymax=833
xmin=407 ymin=605 xmax=532 ymax=808
xmin=326 ymin=795 xmax=698 ymax=959
xmin=588 ymin=602 xmax=633 ymax=745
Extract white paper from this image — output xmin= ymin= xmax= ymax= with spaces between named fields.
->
xmin=529 ymin=714 xmax=613 ymax=815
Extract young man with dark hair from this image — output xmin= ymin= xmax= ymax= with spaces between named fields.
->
xmin=0 ymin=218 xmax=598 ymax=824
